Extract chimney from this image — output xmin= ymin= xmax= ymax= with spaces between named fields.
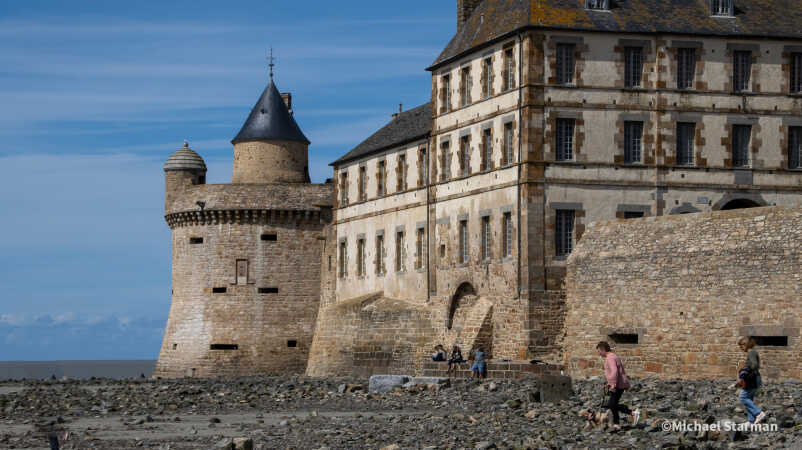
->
xmin=281 ymin=92 xmax=293 ymax=115
xmin=392 ymin=103 xmax=403 ymax=119
xmin=457 ymin=0 xmax=482 ymax=32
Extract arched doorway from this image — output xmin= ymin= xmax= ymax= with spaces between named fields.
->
xmin=447 ymin=282 xmax=476 ymax=330
xmin=720 ymin=198 xmax=762 ymax=210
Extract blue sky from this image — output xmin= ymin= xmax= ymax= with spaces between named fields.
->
xmin=0 ymin=1 xmax=454 ymax=360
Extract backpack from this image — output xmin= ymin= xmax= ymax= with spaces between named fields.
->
xmin=738 ymin=365 xmax=758 ymax=390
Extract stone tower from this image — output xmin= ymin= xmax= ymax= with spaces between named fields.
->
xmin=154 ymin=74 xmax=333 ymax=378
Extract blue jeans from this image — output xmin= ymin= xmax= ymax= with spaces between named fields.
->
xmin=739 ymin=375 xmax=763 ymax=422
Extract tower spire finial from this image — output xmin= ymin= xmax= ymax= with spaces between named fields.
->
xmin=268 ymin=47 xmax=275 ymax=80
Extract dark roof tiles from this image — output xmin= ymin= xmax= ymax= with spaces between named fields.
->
xmin=332 ymin=103 xmax=432 ymax=166
xmin=431 ymin=0 xmax=802 ymax=68
xmin=232 ymin=79 xmax=310 ymax=145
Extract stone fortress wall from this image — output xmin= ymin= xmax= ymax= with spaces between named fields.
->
xmin=563 ymin=206 xmax=802 ymax=381
xmin=154 ymin=75 xmax=334 ymax=378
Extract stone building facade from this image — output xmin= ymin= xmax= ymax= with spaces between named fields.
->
xmin=155 ymin=76 xmax=332 ymax=378
xmin=563 ymin=206 xmax=802 ymax=381
xmin=307 ymin=0 xmax=802 ymax=377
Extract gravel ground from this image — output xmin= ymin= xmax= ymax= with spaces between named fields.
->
xmin=1 ymin=376 xmax=800 ymax=449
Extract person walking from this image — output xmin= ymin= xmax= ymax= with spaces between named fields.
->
xmin=596 ymin=341 xmax=639 ymax=429
xmin=735 ymin=336 xmax=767 ymax=424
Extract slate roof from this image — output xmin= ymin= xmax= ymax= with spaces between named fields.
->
xmin=232 ymin=78 xmax=310 ymax=145
xmin=164 ymin=142 xmax=207 ymax=172
xmin=331 ymin=102 xmax=432 ymax=166
xmin=431 ymin=0 xmax=802 ymax=69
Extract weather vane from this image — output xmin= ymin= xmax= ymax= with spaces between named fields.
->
xmin=268 ymin=47 xmax=275 ymax=80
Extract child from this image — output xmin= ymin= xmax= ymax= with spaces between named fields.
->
xmin=447 ymin=345 xmax=466 ymax=376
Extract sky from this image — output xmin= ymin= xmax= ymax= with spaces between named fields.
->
xmin=0 ymin=0 xmax=455 ymax=360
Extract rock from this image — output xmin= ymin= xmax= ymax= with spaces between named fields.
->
xmin=337 ymin=384 xmax=347 ymax=394
xmin=524 ymin=409 xmax=538 ymax=419
xmin=504 ymin=399 xmax=522 ymax=409
xmin=380 ymin=445 xmax=401 ymax=450
xmin=369 ymin=375 xmax=410 ymax=393
xmin=215 ymin=438 xmax=234 ymax=450
xmin=210 ymin=417 xmax=221 ymax=423
xmin=232 ymin=437 xmax=254 ymax=450
xmin=474 ymin=441 xmax=496 ymax=449
xmin=487 ymin=382 xmax=498 ymax=392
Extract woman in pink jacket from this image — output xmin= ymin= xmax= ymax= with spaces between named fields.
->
xmin=597 ymin=341 xmax=640 ymax=428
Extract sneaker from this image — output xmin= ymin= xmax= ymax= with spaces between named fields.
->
xmin=754 ymin=411 xmax=767 ymax=424
xmin=632 ymin=409 xmax=641 ymax=425
xmin=612 ymin=424 xmax=621 ymax=431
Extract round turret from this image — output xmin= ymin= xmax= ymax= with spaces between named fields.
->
xmin=231 ymin=78 xmax=310 ymax=184
xmin=164 ymin=141 xmax=207 ymax=173
xmin=164 ymin=141 xmax=206 ymax=213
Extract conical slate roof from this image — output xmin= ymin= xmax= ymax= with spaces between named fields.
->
xmin=231 ymin=79 xmax=310 ymax=145
xmin=164 ymin=142 xmax=207 ymax=172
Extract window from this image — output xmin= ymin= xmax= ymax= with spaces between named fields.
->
xmin=676 ymin=122 xmax=696 ymax=166
xmin=397 ymin=154 xmax=406 ymax=191
xmin=458 ymin=220 xmax=468 ymax=264
xmin=260 ymin=233 xmax=277 ymax=241
xmin=460 ymin=67 xmax=471 ymax=107
xmin=460 ymin=135 xmax=470 ymax=176
xmin=733 ymin=51 xmax=751 ymax=92
xmin=339 ymin=172 xmax=349 ymax=205
xmin=236 ymin=259 xmax=248 ymax=285
xmin=732 ymin=124 xmax=751 ymax=167
xmin=396 ymin=231 xmax=405 ymax=272
xmin=677 ymin=48 xmax=696 ymax=89
xmin=377 ymin=160 xmax=386 ymax=196
xmin=483 ymin=58 xmax=492 ymax=98
xmin=440 ymin=141 xmax=450 ymax=181
xmin=415 ymin=228 xmax=424 ymax=270
xmin=504 ymin=48 xmax=515 ymax=91
xmin=376 ymin=235 xmax=385 ymax=275
xmin=189 ymin=237 xmax=204 ymax=245
xmin=710 ymin=0 xmax=733 ymax=16
xmin=555 ymin=118 xmax=575 ymax=161
xmin=556 ymin=43 xmax=575 ymax=85
xmin=357 ymin=238 xmax=366 ymax=277
xmin=623 ymin=211 xmax=644 ymax=219
xmin=258 ymin=287 xmax=279 ymax=294
xmin=481 ymin=216 xmax=491 ymax=261
xmin=609 ymin=333 xmax=638 ymax=344
xmin=287 ymin=340 xmax=298 ymax=348
xmin=789 ymin=127 xmax=802 ymax=169
xmin=442 ymin=75 xmax=451 ymax=112
xmin=358 ymin=166 xmax=366 ymax=201
xmin=210 ymin=344 xmax=238 ymax=350
xmin=212 ymin=287 xmax=227 ymax=294
xmin=503 ymin=212 xmax=512 ymax=258
xmin=482 ymin=128 xmax=492 ymax=171
xmin=585 ymin=0 xmax=609 ymax=10
xmin=338 ymin=241 xmax=347 ymax=278
xmin=625 ymin=47 xmax=643 ymax=88
xmin=791 ymin=53 xmax=802 ymax=93
xmin=418 ymin=148 xmax=427 ymax=187
xmin=504 ymin=122 xmax=514 ymax=165
xmin=752 ymin=336 xmax=788 ymax=347
xmin=555 ymin=210 xmax=575 ymax=257
xmin=624 ymin=121 xmax=643 ymax=164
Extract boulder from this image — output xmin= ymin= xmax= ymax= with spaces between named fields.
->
xmin=369 ymin=375 xmax=410 ymax=393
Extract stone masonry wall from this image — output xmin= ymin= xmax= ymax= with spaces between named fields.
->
xmin=563 ymin=206 xmax=802 ymax=381
xmin=306 ymin=294 xmax=437 ymax=377
xmin=155 ymin=215 xmax=327 ymax=378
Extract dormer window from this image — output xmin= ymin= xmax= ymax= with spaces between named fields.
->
xmin=585 ymin=0 xmax=609 ymax=10
xmin=710 ymin=0 xmax=734 ymax=16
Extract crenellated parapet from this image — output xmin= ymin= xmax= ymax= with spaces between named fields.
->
xmin=165 ymin=207 xmax=329 ymax=229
